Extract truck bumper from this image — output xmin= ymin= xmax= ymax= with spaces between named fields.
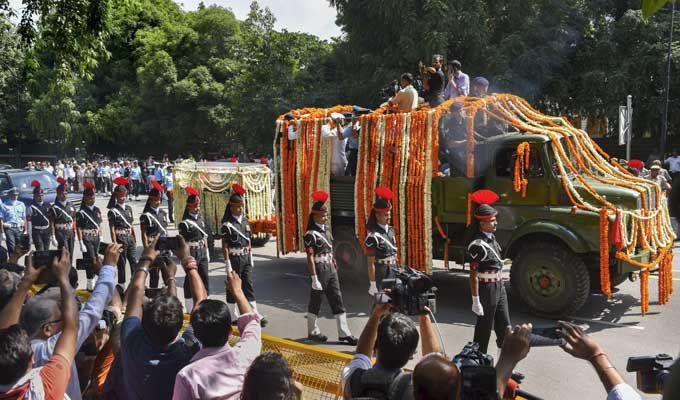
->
xmin=616 ymin=250 xmax=651 ymax=274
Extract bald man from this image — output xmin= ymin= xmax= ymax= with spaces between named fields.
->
xmin=413 ymin=354 xmax=458 ymax=400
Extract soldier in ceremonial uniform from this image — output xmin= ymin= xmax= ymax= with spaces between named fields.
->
xmin=304 ymin=190 xmax=357 ymax=345
xmin=140 ymin=180 xmax=169 ymax=289
xmin=467 ymin=189 xmax=511 ymax=354
xmin=107 ymin=176 xmax=137 ymax=286
xmin=76 ymin=181 xmax=102 ymax=291
xmin=179 ymin=186 xmax=210 ymax=311
xmin=49 ymin=178 xmax=76 ymax=265
xmin=221 ymin=183 xmax=267 ymax=326
xmin=27 ymin=181 xmax=52 ymax=251
xmin=365 ymin=187 xmax=399 ymax=297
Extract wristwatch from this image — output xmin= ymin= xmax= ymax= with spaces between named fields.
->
xmin=136 ymin=266 xmax=149 ymax=275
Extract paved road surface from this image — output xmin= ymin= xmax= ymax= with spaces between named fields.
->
xmin=72 ymin=194 xmax=677 ymax=400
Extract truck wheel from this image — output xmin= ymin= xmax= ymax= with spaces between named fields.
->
xmin=333 ymin=225 xmax=367 ymax=285
xmin=251 ymin=234 xmax=271 ymax=247
xmin=511 ymin=241 xmax=590 ymax=318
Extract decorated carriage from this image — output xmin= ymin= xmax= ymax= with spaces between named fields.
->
xmin=172 ymin=161 xmax=276 ymax=252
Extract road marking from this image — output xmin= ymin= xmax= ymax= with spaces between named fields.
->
xmin=566 ymin=316 xmax=645 ymax=330
xmin=284 ymin=273 xmax=309 ymax=280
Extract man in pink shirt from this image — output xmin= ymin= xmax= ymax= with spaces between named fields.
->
xmin=172 ymin=272 xmax=262 ymax=400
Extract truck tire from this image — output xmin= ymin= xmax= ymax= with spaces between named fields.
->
xmin=333 ymin=224 xmax=367 ymax=285
xmin=511 ymin=241 xmax=590 ymax=318
xmin=251 ymin=234 xmax=271 ymax=247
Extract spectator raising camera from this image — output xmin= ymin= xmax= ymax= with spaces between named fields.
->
xmin=341 ymin=304 xmax=441 ymax=400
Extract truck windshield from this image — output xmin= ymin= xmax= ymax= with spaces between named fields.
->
xmin=11 ymin=173 xmax=58 ymax=193
xmin=551 ymin=138 xmax=595 ymax=178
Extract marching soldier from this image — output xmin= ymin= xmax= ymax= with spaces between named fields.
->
xmin=467 ymin=189 xmax=512 ymax=354
xmin=365 ymin=187 xmax=399 ymax=297
xmin=0 ymin=187 xmax=27 ymax=255
xmin=304 ymin=190 xmax=357 ymax=345
xmin=140 ymin=180 xmax=169 ymax=289
xmin=28 ymin=181 xmax=52 ymax=251
xmin=107 ymin=176 xmax=137 ymax=287
xmin=179 ymin=186 xmax=210 ymax=311
xmin=221 ymin=183 xmax=267 ymax=326
xmin=49 ymin=178 xmax=76 ymax=265
xmin=76 ymin=181 xmax=102 ymax=291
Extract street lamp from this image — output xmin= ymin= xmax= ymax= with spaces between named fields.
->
xmin=660 ymin=1 xmax=675 ymax=159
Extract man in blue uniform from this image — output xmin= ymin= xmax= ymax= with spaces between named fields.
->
xmin=0 ymin=187 xmax=27 ymax=255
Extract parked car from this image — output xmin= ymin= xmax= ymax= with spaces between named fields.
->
xmin=0 ymin=170 xmax=81 ymax=208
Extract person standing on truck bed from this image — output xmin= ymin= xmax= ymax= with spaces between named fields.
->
xmin=221 ymin=183 xmax=268 ymax=327
xmin=365 ymin=187 xmax=399 ymax=297
xmin=343 ymin=106 xmax=371 ymax=177
xmin=304 ymin=190 xmax=357 ymax=345
xmin=467 ymin=189 xmax=512 ymax=354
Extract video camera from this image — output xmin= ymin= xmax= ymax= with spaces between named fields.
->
xmin=378 ymin=267 xmax=436 ymax=315
xmin=453 ymin=342 xmax=498 ymax=400
xmin=627 ymin=353 xmax=674 ymax=394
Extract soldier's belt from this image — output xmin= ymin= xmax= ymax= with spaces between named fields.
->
xmin=115 ymin=228 xmax=132 ymax=235
xmin=314 ymin=253 xmax=334 ymax=264
xmin=228 ymin=247 xmax=250 ymax=256
xmin=81 ymin=229 xmax=99 ymax=236
xmin=478 ymin=272 xmax=502 ymax=282
xmin=187 ymin=240 xmax=206 ymax=249
xmin=32 ymin=225 xmax=50 ymax=230
xmin=376 ymin=256 xmax=397 ymax=265
xmin=55 ymin=223 xmax=71 ymax=230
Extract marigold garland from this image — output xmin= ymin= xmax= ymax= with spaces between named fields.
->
xmin=599 ymin=208 xmax=612 ymax=299
xmin=513 ymin=142 xmax=530 ymax=197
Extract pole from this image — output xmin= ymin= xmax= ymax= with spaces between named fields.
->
xmin=626 ymin=95 xmax=632 ymax=160
xmin=660 ymin=1 xmax=675 ymax=160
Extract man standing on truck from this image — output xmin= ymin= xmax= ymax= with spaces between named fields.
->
xmin=365 ymin=187 xmax=399 ymax=297
xmin=467 ymin=189 xmax=511 ymax=354
xmin=304 ymin=190 xmax=357 ymax=345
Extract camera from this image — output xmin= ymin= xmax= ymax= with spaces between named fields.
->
xmin=379 ymin=267 xmax=437 ymax=315
xmin=33 ymin=250 xmax=61 ymax=268
xmin=156 ymin=236 xmax=179 ymax=252
xmin=379 ymin=80 xmax=400 ymax=100
xmin=627 ymin=353 xmax=674 ymax=394
xmin=19 ymin=233 xmax=30 ymax=251
xmin=453 ymin=342 xmax=497 ymax=400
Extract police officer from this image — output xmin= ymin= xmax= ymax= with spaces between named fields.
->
xmin=304 ymin=190 xmax=357 ymax=345
xmin=179 ymin=186 xmax=209 ymax=311
xmin=76 ymin=181 xmax=102 ymax=291
xmin=28 ymin=181 xmax=52 ymax=251
xmin=140 ymin=180 xmax=169 ymax=289
xmin=0 ymin=187 xmax=27 ymax=255
xmin=467 ymin=189 xmax=511 ymax=354
xmin=49 ymin=178 xmax=76 ymax=267
xmin=107 ymin=177 xmax=137 ymax=287
xmin=365 ymin=187 xmax=398 ymax=297
xmin=221 ymin=183 xmax=267 ymax=326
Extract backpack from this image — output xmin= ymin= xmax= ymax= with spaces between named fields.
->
xmin=348 ymin=368 xmax=413 ymax=400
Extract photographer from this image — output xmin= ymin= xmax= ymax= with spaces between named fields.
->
xmin=387 ymin=73 xmax=419 ymax=113
xmin=18 ymin=244 xmax=121 ymax=400
xmin=443 ymin=60 xmax=469 ymax=99
xmin=0 ymin=249 xmax=78 ymax=400
xmin=419 ymin=55 xmax=446 ymax=107
xmin=558 ymin=321 xmax=641 ymax=400
xmin=341 ymin=304 xmax=441 ymax=399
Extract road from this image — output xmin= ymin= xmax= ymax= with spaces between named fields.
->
xmin=75 ymin=194 xmax=678 ymax=400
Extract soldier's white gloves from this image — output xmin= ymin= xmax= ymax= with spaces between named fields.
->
xmin=51 ymin=236 xmax=58 ymax=247
xmin=368 ymin=281 xmax=378 ymax=296
xmin=311 ymin=275 xmax=323 ymax=291
xmin=30 ymin=243 xmax=36 ymax=252
xmin=472 ymin=296 xmax=484 ymax=316
xmin=224 ymin=260 xmax=233 ymax=273
xmin=79 ymin=240 xmax=87 ymax=253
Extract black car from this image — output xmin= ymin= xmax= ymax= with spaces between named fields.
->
xmin=0 ymin=170 xmax=81 ymax=208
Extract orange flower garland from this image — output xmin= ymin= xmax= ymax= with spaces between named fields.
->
xmin=513 ymin=142 xmax=530 ymax=197
xmin=599 ymin=207 xmax=612 ymax=298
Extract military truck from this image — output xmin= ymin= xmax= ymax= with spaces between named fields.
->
xmin=329 ymin=133 xmax=650 ymax=318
